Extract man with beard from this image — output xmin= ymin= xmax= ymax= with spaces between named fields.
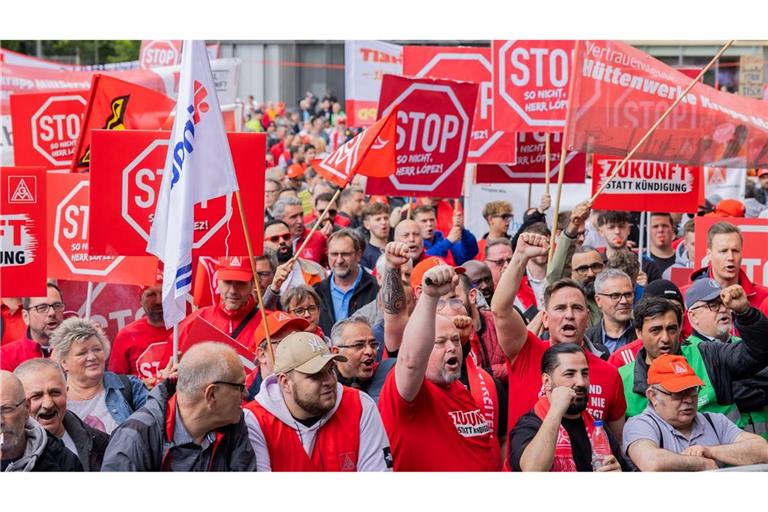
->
xmin=378 ymin=263 xmax=501 ymax=471
xmin=492 ymin=232 xmax=626 ymax=441
xmin=14 ymin=359 xmax=109 ymax=471
xmin=596 ymin=210 xmax=662 ymax=284
xmin=619 ymin=287 xmax=768 ymax=420
xmin=244 ymin=332 xmax=392 ymax=471
xmin=1 ymin=370 xmax=82 ymax=471
xmin=261 ymin=220 xmax=326 ymax=310
xmin=314 ymin=229 xmax=379 ymax=336
xmin=586 ymin=269 xmax=636 ymax=355
xmin=462 ymin=260 xmax=494 ymax=306
xmin=510 ymin=343 xmax=625 ymax=472
xmin=1 ymin=283 xmax=66 ymax=372
xmin=110 ymin=276 xmax=172 ymax=386
xmin=272 ymin=197 xmax=327 ymax=266
xmin=624 ymin=354 xmax=768 ymax=471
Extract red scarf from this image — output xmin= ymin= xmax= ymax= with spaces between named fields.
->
xmin=532 ymin=395 xmax=596 ymax=472
xmin=466 ymin=353 xmax=501 ymax=470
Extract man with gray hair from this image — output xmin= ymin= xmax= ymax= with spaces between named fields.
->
xmin=14 ymin=359 xmax=109 ymax=471
xmin=273 ymin=196 xmax=327 ymax=266
xmin=586 ymin=268 xmax=636 ymax=355
xmin=101 ymin=342 xmax=256 ymax=471
xmin=1 ymin=370 xmax=82 ymax=471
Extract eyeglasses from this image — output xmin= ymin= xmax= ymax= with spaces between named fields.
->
xmin=653 ymin=386 xmax=700 ymax=400
xmin=26 ymin=302 xmax=65 ymax=314
xmin=336 ymin=340 xmax=379 ymax=352
xmin=576 ymin=229 xmax=589 ymax=238
xmin=256 ymin=271 xmax=274 ymax=279
xmin=596 ymin=291 xmax=634 ymax=303
xmin=486 ymin=257 xmax=512 ymax=267
xmin=322 ymin=209 xmax=338 ymax=218
xmin=290 ymin=304 xmax=319 ymax=316
xmin=573 ymin=262 xmax=605 ymax=276
xmin=213 ymin=381 xmax=246 ymax=394
xmin=0 ymin=399 xmax=26 ymax=416
xmin=493 ymin=214 xmax=514 ymax=222
xmin=437 ymin=297 xmax=465 ymax=312
xmin=690 ymin=299 xmax=726 ymax=312
xmin=329 ymin=251 xmax=356 ymax=259
xmin=267 ymin=233 xmax=292 ymax=243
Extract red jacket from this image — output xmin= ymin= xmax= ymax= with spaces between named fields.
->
xmin=0 ymin=333 xmax=49 ymax=371
xmin=177 ymin=297 xmax=262 ymax=353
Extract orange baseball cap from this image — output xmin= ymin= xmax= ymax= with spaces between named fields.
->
xmin=287 ymin=163 xmax=305 ymax=179
xmin=216 ymin=256 xmax=253 ymax=282
xmin=647 ymin=354 xmax=705 ymax=392
xmin=253 ymin=310 xmax=310 ymax=348
xmin=410 ymin=256 xmax=465 ymax=289
xmin=757 ymin=168 xmax=768 ymax=178
xmin=713 ymin=198 xmax=745 ymax=218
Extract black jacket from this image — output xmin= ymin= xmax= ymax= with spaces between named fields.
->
xmin=63 ymin=410 xmax=110 ymax=471
xmin=628 ymin=307 xmax=768 ymax=405
xmin=314 ymin=267 xmax=380 ymax=336
xmin=100 ymin=380 xmax=256 ymax=471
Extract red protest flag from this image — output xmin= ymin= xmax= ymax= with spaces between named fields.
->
xmin=565 ymin=40 xmax=768 ymax=168
xmin=70 ymin=74 xmax=175 ymax=173
xmin=1 ymin=167 xmax=47 ymax=297
xmin=312 ymin=107 xmax=398 ymax=188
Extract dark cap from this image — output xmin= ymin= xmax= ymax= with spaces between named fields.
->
xmin=643 ymin=279 xmax=683 ymax=305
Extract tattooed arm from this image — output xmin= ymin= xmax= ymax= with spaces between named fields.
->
xmin=382 ymin=242 xmax=412 ymax=354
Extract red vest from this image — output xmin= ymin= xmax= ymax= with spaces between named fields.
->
xmin=532 ymin=396 xmax=596 ymax=472
xmin=246 ymin=387 xmax=363 ymax=471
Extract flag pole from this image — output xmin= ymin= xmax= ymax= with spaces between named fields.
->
xmin=172 ymin=324 xmax=179 ymax=366
xmin=638 ymin=210 xmax=646 ymax=269
xmin=590 ymin=40 xmax=734 ymax=203
xmin=544 ymin=132 xmax=551 ymax=194
xmin=84 ymin=281 xmax=93 ymax=321
xmin=234 ymin=190 xmax=275 ymax=362
xmin=548 ymin=143 xmax=568 ymax=262
xmin=291 ymin=187 xmax=343 ymax=264
xmin=406 ymin=195 xmax=414 ymax=220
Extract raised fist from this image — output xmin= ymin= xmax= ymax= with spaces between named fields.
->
xmin=549 ymin=386 xmax=577 ymax=417
xmin=569 ymin=201 xmax=591 ymax=229
xmin=452 ymin=314 xmax=474 ymax=342
xmin=516 ymin=232 xmax=550 ymax=260
xmin=538 ymin=192 xmax=551 ymax=213
xmin=271 ymin=260 xmax=294 ymax=292
xmin=422 ymin=265 xmax=458 ymax=298
xmin=384 ymin=241 xmax=411 ymax=269
xmin=721 ymin=284 xmax=749 ymax=314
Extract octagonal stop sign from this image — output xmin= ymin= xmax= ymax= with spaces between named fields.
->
xmin=364 ymin=75 xmax=478 ymax=198
xmin=140 ymin=40 xmax=182 ymax=69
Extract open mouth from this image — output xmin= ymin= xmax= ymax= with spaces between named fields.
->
xmin=361 ymin=358 xmax=374 ymax=370
xmin=445 ymin=356 xmax=459 ymax=369
xmin=37 ymin=409 xmax=58 ymax=421
xmin=724 ymin=265 xmax=736 ymax=273
xmin=561 ymin=324 xmax=577 ymax=336
xmin=657 ymin=345 xmax=671 ymax=355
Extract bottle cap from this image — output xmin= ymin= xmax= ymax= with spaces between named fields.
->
xmin=594 ymin=420 xmax=604 ymax=427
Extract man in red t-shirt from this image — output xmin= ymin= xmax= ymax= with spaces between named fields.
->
xmin=1 ymin=298 xmax=26 ymax=346
xmin=491 ymin=232 xmax=627 ymax=442
xmin=378 ymin=264 xmax=500 ymax=471
xmin=109 ymin=282 xmax=172 ymax=386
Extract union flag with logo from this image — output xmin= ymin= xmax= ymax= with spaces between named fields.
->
xmin=70 ymin=74 xmax=176 ymax=173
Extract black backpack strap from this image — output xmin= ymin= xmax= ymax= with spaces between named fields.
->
xmin=231 ymin=306 xmax=258 ymax=340
xmin=702 ymin=413 xmax=721 ymax=444
xmin=118 ymin=374 xmax=135 ymax=411
xmin=647 ymin=414 xmax=665 ymax=450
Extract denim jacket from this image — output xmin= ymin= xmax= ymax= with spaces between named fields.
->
xmin=102 ymin=371 xmax=149 ymax=424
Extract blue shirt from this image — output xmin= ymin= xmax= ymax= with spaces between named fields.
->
xmin=330 ymin=265 xmax=364 ymax=322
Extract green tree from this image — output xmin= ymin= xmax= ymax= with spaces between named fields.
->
xmin=0 ymin=40 xmax=141 ymax=65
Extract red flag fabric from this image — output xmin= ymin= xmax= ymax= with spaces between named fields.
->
xmin=565 ymin=40 xmax=768 ymax=168
xmin=312 ymin=107 xmax=398 ymax=188
xmin=71 ymin=74 xmax=175 ymax=172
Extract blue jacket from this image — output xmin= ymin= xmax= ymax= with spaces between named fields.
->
xmin=102 ymin=371 xmax=149 ymax=424
xmin=424 ymin=229 xmax=478 ymax=265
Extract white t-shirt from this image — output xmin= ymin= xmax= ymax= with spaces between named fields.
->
xmin=68 ymin=390 xmax=118 ymax=434
xmin=61 ymin=430 xmax=78 ymax=455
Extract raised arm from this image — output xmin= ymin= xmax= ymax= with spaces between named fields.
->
xmin=715 ymin=285 xmax=768 ymax=380
xmin=683 ymin=431 xmax=768 ymax=467
xmin=491 ymin=232 xmax=549 ymax=361
xmin=394 ymin=265 xmax=458 ymax=402
xmin=381 ymin=242 xmax=412 ymax=354
xmin=546 ymin=200 xmax=591 ymax=283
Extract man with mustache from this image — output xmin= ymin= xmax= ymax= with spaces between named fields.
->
xmin=14 ymin=359 xmax=109 ymax=471
xmin=619 ymin=283 xmax=768 ymax=420
xmin=510 ymin=343 xmax=625 ymax=472
xmin=244 ymin=332 xmax=392 ymax=471
xmin=492 ymin=232 xmax=627 ymax=441
xmin=586 ymin=269 xmax=635 ymax=355
xmin=623 ymin=354 xmax=768 ymax=471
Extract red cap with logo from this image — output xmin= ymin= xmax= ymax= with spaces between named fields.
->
xmin=252 ymin=310 xmax=310 ymax=349
xmin=410 ymin=256 xmax=465 ymax=289
xmin=287 ymin=163 xmax=305 ymax=179
xmin=216 ymin=256 xmax=253 ymax=282
xmin=647 ymin=354 xmax=705 ymax=392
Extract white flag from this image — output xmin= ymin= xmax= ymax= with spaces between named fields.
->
xmin=147 ymin=40 xmax=239 ymax=328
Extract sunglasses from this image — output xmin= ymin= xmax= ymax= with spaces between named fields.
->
xmin=267 ymin=233 xmax=292 ymax=243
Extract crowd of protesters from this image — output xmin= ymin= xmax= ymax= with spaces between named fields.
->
xmin=3 ymin=91 xmax=768 ymax=472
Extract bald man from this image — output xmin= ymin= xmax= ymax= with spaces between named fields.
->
xmin=394 ymin=219 xmax=425 ymax=263
xmin=1 ymin=370 xmax=82 ymax=472
xmin=101 ymin=342 xmax=256 ymax=471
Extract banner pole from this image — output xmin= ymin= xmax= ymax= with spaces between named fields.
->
xmin=544 ymin=132 xmax=551 ymax=194
xmin=172 ymin=324 xmax=179 ymax=366
xmin=84 ymin=281 xmax=93 ymax=321
xmin=638 ymin=211 xmax=646 ymax=269
xmin=527 ymin=183 xmax=533 ymax=210
xmin=234 ymin=189 xmax=275 ymax=363
xmin=548 ymin=144 xmax=568 ymax=262
xmin=406 ymin=195 xmax=414 ymax=220
xmin=291 ymin=187 xmax=343 ymax=264
xmin=590 ymin=40 xmax=734 ymax=203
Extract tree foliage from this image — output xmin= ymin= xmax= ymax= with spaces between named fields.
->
xmin=0 ymin=40 xmax=141 ymax=65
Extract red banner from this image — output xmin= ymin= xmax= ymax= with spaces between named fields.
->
xmin=88 ymin=130 xmax=266 ymax=257
xmin=475 ymin=132 xmax=586 ymax=184
xmin=9 ymin=90 xmax=89 ymax=169
xmin=47 ymin=173 xmax=158 ymax=284
xmin=565 ymin=40 xmax=768 ymax=168
xmin=57 ymin=280 xmax=143 ymax=342
xmin=364 ymin=75 xmax=478 ymax=198
xmin=591 ymin=155 xmax=701 ymax=213
xmin=492 ymin=40 xmax=575 ymax=133
xmin=1 ymin=166 xmax=47 ymax=297
xmin=403 ymin=45 xmax=516 ymax=165
xmin=694 ymin=217 xmax=768 ymax=288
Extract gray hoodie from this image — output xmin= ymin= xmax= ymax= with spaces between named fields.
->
xmin=244 ymin=374 xmax=391 ymax=471
xmin=3 ymin=419 xmax=48 ymax=472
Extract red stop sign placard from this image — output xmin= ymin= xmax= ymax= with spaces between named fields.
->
xmin=493 ymin=40 xmax=575 ymax=133
xmin=403 ymin=45 xmax=516 ymax=165
xmin=140 ymin=40 xmax=182 ymax=69
xmin=47 ymin=173 xmax=158 ymax=284
xmin=10 ymin=91 xmax=88 ymax=168
xmin=364 ymin=75 xmax=478 ymax=198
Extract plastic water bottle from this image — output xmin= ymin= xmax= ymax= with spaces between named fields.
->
xmin=590 ymin=420 xmax=612 ymax=471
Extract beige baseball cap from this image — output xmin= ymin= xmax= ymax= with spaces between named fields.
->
xmin=273 ymin=332 xmax=347 ymax=375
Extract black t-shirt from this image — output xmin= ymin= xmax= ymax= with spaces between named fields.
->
xmin=508 ymin=411 xmax=628 ymax=472
xmin=651 ymin=253 xmax=677 ymax=275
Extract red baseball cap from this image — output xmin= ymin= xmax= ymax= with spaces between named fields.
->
xmin=410 ymin=256 xmax=465 ymax=289
xmin=758 ymin=168 xmax=768 ymax=178
xmin=713 ymin=198 xmax=745 ymax=218
xmin=216 ymin=256 xmax=253 ymax=282
xmin=139 ymin=265 xmax=164 ymax=295
xmin=287 ymin=163 xmax=305 ymax=179
xmin=253 ymin=310 xmax=310 ymax=348
xmin=647 ymin=354 xmax=705 ymax=392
